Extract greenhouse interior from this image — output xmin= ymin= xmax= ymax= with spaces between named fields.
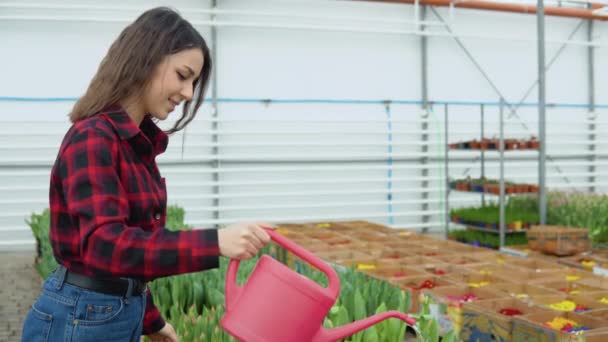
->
xmin=2 ymin=0 xmax=608 ymax=341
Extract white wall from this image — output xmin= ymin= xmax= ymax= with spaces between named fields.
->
xmin=1 ymin=0 xmax=607 ymax=249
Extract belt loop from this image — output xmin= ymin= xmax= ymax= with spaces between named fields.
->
xmin=125 ymin=278 xmax=134 ymax=299
xmin=55 ymin=265 xmax=67 ymax=290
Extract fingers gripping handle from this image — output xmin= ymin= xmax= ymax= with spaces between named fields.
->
xmin=225 ymin=227 xmax=341 ymax=311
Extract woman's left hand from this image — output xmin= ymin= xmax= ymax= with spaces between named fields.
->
xmin=148 ymin=322 xmax=178 ymax=342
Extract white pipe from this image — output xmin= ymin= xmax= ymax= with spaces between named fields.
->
xmin=191 ymin=176 xmax=444 ymax=186
xmin=0 ymin=163 xmax=452 ymax=175
xmin=0 ymin=196 xmax=475 ymax=207
xmin=453 ymin=160 xmax=608 ymax=167
xmin=0 ymin=226 xmax=29 ymax=232
xmin=391 ymin=221 xmax=444 ymax=229
xmin=2 ymin=128 xmax=607 ymax=136
xmin=6 ymin=139 xmax=608 ymax=150
xmin=448 ymin=132 xmax=607 ymax=136
xmin=198 ymin=118 xmax=438 ymax=123
xmin=549 ymin=182 xmax=608 ymax=188
xmin=0 ymin=128 xmax=439 ymax=135
xmin=0 ymin=223 xmax=444 ymax=234
xmin=1 ymin=119 xmax=416 ymax=124
xmin=0 ymin=15 xmax=605 ymax=47
xmin=2 ymin=154 xmax=607 ymax=167
xmin=8 ymin=118 xmax=608 ymax=124
xmin=174 ymin=187 xmax=445 ymax=200
xmin=186 ymin=198 xmax=477 ymax=212
xmin=126 ymin=152 xmax=444 ymax=162
xmin=0 ymin=141 xmax=445 ymax=150
xmin=3 ymin=169 xmax=606 ymax=194
xmin=0 ymin=240 xmax=35 ymax=246
xmin=0 ymin=2 xmax=447 ymax=27
xmin=2 ymin=130 xmax=603 ymax=141
xmin=0 ymin=222 xmax=446 ymax=233
xmin=188 ymin=209 xmax=445 ymax=226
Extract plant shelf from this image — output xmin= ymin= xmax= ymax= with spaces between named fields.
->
xmin=453 ymin=223 xmax=528 ymax=235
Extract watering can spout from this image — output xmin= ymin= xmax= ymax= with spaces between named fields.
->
xmin=313 ymin=310 xmax=416 ymax=342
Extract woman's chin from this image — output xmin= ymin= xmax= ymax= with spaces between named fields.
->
xmin=152 ymin=111 xmax=170 ymax=121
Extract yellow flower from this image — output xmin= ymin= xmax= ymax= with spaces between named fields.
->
xmin=316 ymin=223 xmax=331 ymax=228
xmin=357 ymin=264 xmax=376 ymax=270
xmin=276 ymin=228 xmax=289 ymax=235
xmin=546 ymin=317 xmax=579 ymax=330
xmin=599 ymin=297 xmax=608 ymax=304
xmin=548 ymin=300 xmax=576 ymax=312
xmin=581 ymin=261 xmax=596 ymax=268
xmin=468 ymin=281 xmax=489 ymax=288
xmin=565 ymin=275 xmax=581 ymax=282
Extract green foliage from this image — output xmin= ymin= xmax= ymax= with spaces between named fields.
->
xmin=546 ymin=191 xmax=608 ymax=244
xmin=448 ymin=229 xmax=527 ymax=249
xmin=25 ymin=209 xmax=57 ymax=280
xmin=509 ymin=192 xmax=608 ymax=244
xmin=450 ymin=200 xmax=539 ymax=225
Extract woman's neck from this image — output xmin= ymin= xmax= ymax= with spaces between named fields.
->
xmin=120 ymin=98 xmax=145 ymax=126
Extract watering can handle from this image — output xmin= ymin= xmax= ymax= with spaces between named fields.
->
xmin=225 ymin=227 xmax=341 ymax=312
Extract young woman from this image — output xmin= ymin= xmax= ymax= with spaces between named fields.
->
xmin=22 ymin=7 xmax=271 ymax=342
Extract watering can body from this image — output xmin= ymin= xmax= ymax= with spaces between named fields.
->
xmin=220 ymin=228 xmax=416 ymax=342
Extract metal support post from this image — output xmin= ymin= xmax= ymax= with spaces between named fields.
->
xmin=537 ymin=0 xmax=547 ymax=225
xmin=480 ymin=104 xmax=485 ymax=206
xmin=420 ymin=5 xmax=430 ymax=231
xmin=444 ymin=104 xmax=449 ymax=238
xmin=499 ymin=100 xmax=506 ymax=249
xmin=211 ymin=0 xmax=220 ymax=226
xmin=587 ymin=14 xmax=596 ymax=193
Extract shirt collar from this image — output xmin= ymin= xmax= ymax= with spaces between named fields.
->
xmin=100 ymin=105 xmax=169 ymax=156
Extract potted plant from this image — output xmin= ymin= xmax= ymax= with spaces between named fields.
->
xmin=449 ymin=178 xmax=458 ymax=190
xmin=471 ymin=178 xmax=486 ymax=193
xmin=488 ymin=137 xmax=499 ymax=150
xmin=505 ymin=139 xmax=517 ymax=150
xmin=528 ymin=136 xmax=540 ymax=149
xmin=480 ymin=138 xmax=490 ymax=150
xmin=505 ymin=182 xmax=516 ymax=194
xmin=484 ymin=180 xmax=500 ymax=195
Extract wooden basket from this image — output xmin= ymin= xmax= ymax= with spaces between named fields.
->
xmin=527 ymin=225 xmax=590 ymax=256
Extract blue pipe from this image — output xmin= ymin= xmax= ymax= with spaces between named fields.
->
xmin=2 ymin=96 xmax=607 ymax=108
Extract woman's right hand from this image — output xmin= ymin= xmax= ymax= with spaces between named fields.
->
xmin=217 ymin=222 xmax=273 ymax=259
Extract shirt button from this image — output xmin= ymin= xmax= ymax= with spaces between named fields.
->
xmin=154 ymin=212 xmax=161 ymax=220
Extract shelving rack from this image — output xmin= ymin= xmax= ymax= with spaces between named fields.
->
xmin=444 ymin=100 xmax=540 ymax=249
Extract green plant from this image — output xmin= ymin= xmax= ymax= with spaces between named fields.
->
xmin=512 ymin=191 xmax=608 ymax=244
xmin=165 ymin=205 xmax=193 ymax=231
xmin=448 ymin=229 xmax=527 ymax=249
xmin=25 ymin=209 xmax=57 ymax=279
xmin=547 ymin=191 xmax=608 ymax=244
xmin=450 ymin=200 xmax=539 ymax=225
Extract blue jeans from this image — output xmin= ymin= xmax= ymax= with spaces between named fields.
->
xmin=22 ymin=267 xmax=146 ymax=342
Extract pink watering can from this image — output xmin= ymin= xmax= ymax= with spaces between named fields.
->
xmin=220 ymin=228 xmax=416 ymax=342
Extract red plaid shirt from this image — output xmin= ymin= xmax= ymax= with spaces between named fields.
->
xmin=49 ymin=105 xmax=220 ymax=334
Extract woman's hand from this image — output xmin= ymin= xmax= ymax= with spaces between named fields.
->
xmin=218 ymin=222 xmax=273 ymax=259
xmin=148 ymin=322 xmax=178 ymax=342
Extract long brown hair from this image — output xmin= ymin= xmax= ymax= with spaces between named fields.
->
xmin=69 ymin=6 xmax=212 ymax=134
